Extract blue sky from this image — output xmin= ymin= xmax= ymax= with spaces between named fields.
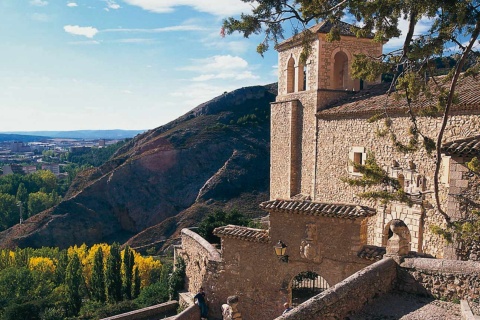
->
xmin=0 ymin=0 xmax=279 ymax=131
xmin=0 ymin=1 xmax=443 ymax=132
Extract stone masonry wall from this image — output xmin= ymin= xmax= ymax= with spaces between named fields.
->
xmin=274 ymin=258 xmax=398 ymax=320
xmin=398 ymin=258 xmax=480 ymax=302
xmin=206 ymin=213 xmax=373 ymax=319
xmin=315 ymin=112 xmax=480 ymax=257
xmin=273 ymin=34 xmax=382 ymax=201
xmin=176 ymin=229 xmax=223 ymax=318
xmin=317 ymin=35 xmax=382 ymax=91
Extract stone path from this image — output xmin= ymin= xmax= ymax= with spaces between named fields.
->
xmin=349 ymin=292 xmax=461 ymax=320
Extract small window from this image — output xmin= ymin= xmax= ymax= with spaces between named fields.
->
xmin=353 ymin=152 xmax=363 ymax=172
xmin=348 ymin=147 xmax=366 ymax=175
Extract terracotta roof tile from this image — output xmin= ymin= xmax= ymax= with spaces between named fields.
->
xmin=317 ymin=75 xmax=480 ymax=118
xmin=260 ymin=199 xmax=376 ymax=219
xmin=357 ymin=245 xmax=386 ymax=261
xmin=213 ymin=225 xmax=270 ymax=243
xmin=442 ymin=135 xmax=480 ymax=157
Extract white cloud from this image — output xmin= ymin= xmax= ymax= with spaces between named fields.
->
xmin=192 ymin=71 xmax=258 ymax=81
xmin=103 ymin=25 xmax=206 ymax=33
xmin=67 ymin=2 xmax=78 ymax=7
xmin=30 ymin=0 xmax=48 ymax=6
xmin=105 ymin=0 xmax=120 ymax=10
xmin=182 ymin=55 xmax=259 ymax=82
xmin=64 ymin=25 xmax=99 ymax=38
xmin=183 ymin=55 xmax=249 ymax=72
xmin=122 ymin=0 xmax=253 ymax=16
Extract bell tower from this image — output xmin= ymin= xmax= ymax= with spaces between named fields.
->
xmin=270 ymin=20 xmax=383 ymax=200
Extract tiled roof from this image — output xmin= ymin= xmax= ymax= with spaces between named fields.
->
xmin=357 ymin=245 xmax=386 ymax=261
xmin=442 ymin=135 xmax=480 ymax=157
xmin=317 ymin=75 xmax=480 ymax=118
xmin=213 ymin=225 xmax=270 ymax=243
xmin=277 ymin=20 xmax=372 ymax=50
xmin=260 ymin=199 xmax=376 ymax=219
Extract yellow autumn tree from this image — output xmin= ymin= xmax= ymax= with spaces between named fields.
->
xmin=133 ymin=251 xmax=162 ymax=288
xmin=29 ymin=256 xmax=56 ymax=274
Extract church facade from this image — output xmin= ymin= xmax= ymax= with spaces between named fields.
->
xmin=177 ymin=20 xmax=480 ymax=319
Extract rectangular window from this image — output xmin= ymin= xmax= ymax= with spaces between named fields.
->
xmin=348 ymin=147 xmax=366 ymax=176
xmin=353 ymin=152 xmax=363 ymax=172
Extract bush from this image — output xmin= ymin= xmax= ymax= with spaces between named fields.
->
xmin=135 ymin=281 xmax=169 ymax=307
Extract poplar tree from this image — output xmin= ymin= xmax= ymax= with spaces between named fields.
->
xmin=65 ymin=253 xmax=82 ymax=316
xmin=106 ymin=243 xmax=122 ymax=302
xmin=133 ymin=266 xmax=141 ymax=299
xmin=91 ymin=247 xmax=106 ymax=302
xmin=122 ymin=245 xmax=134 ymax=300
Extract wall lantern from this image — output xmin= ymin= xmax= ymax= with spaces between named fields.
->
xmin=274 ymin=240 xmax=289 ymax=263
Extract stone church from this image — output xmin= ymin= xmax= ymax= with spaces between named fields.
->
xmin=177 ymin=20 xmax=480 ymax=319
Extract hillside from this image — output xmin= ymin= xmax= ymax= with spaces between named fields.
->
xmin=0 ymin=84 xmax=276 ymax=250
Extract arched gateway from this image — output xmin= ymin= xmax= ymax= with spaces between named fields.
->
xmin=291 ymin=271 xmax=330 ymax=306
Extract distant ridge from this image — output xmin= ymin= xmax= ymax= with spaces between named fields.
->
xmin=0 ymin=133 xmax=50 ymax=142
xmin=1 ymin=130 xmax=146 ymax=140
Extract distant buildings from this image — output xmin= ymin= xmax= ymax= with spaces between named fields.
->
xmin=41 ymin=163 xmax=60 ymax=176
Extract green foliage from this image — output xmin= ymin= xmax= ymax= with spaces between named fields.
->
xmin=122 ymin=245 xmax=134 ymax=300
xmin=467 ymin=157 xmax=480 ymax=174
xmin=342 ymin=153 xmax=413 ymax=206
xmin=28 ymin=191 xmax=61 ymax=217
xmin=65 ymin=254 xmax=83 ymax=316
xmin=352 ymin=54 xmax=389 ymax=82
xmin=66 ymin=140 xmax=128 ymax=167
xmin=168 ymin=258 xmax=185 ymax=301
xmin=0 ymin=245 xmax=168 ymax=319
xmin=0 ymin=193 xmax=18 ymax=230
xmin=133 ymin=266 xmax=141 ymax=299
xmin=91 ymin=247 xmax=106 ymax=302
xmin=106 ymin=243 xmax=122 ymax=303
xmin=197 ymin=209 xmax=256 ymax=244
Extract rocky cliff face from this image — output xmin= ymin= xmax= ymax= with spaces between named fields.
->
xmin=0 ymin=84 xmax=276 ymax=249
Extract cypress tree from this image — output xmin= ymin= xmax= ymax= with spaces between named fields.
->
xmin=65 ymin=253 xmax=82 ymax=316
xmin=106 ymin=243 xmax=122 ymax=302
xmin=91 ymin=247 xmax=106 ymax=302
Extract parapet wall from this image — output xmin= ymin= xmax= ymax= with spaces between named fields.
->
xmin=274 ymin=258 xmax=397 ymax=320
xmin=177 ymin=229 xmax=221 ymax=293
xmin=176 ymin=229 xmax=223 ymax=318
xmin=398 ymin=257 xmax=480 ymax=302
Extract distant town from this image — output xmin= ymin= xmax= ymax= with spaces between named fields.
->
xmin=0 ymin=138 xmax=123 ymax=177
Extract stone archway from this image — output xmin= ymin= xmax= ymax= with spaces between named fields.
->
xmin=290 ymin=271 xmax=330 ymax=307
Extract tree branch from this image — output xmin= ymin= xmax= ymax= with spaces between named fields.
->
xmin=433 ymin=18 xmax=480 ymax=224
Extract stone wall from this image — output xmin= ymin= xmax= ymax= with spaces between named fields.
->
xmin=273 ymin=33 xmax=382 ymax=201
xmin=317 ymin=35 xmax=382 ymax=91
xmin=175 ymin=229 xmax=222 ymax=318
xmin=315 ymin=112 xmax=480 ymax=257
xmin=398 ymin=258 xmax=480 ymax=302
xmin=204 ymin=212 xmax=373 ymax=319
xmin=100 ymin=301 xmax=178 ymax=320
xmin=273 ymin=258 xmax=397 ymax=320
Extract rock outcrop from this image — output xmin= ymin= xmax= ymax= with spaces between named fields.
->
xmin=0 ymin=84 xmax=276 ymax=249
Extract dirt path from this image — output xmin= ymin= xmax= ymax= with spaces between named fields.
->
xmin=349 ymin=292 xmax=461 ymax=320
